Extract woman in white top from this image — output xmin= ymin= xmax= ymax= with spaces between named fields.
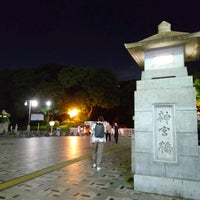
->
xmin=90 ymin=115 xmax=106 ymax=171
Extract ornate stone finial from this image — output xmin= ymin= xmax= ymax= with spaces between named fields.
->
xmin=158 ymin=21 xmax=171 ymax=33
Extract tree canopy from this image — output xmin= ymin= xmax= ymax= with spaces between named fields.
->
xmin=0 ymin=64 xmax=134 ymax=127
xmin=1 ymin=64 xmax=199 ymax=128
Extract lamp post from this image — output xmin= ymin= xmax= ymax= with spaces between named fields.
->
xmin=49 ymin=120 xmax=55 ymax=135
xmin=24 ymin=100 xmax=38 ymax=131
xmin=45 ymin=100 xmax=51 ymax=122
xmin=46 ymin=100 xmax=51 ymax=107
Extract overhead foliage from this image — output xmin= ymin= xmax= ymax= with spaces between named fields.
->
xmin=58 ymin=66 xmax=120 ymax=119
xmin=1 ymin=64 xmax=199 ymax=127
xmin=0 ymin=64 xmax=123 ymax=125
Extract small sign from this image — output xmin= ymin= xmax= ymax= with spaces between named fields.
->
xmin=31 ymin=113 xmax=44 ymax=121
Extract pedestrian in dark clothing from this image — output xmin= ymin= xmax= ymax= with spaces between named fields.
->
xmin=114 ymin=123 xmax=119 ymax=144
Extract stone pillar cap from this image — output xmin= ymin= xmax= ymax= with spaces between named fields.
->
xmin=158 ymin=21 xmax=171 ymax=33
xmin=124 ymin=21 xmax=200 ymax=67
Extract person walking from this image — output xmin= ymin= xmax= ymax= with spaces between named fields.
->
xmin=113 ymin=122 xmax=119 ymax=144
xmin=90 ymin=115 xmax=106 ymax=171
xmin=106 ymin=122 xmax=112 ymax=142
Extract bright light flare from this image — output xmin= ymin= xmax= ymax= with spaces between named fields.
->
xmin=68 ymin=108 xmax=79 ymax=118
xmin=31 ymin=100 xmax=38 ymax=107
xmin=24 ymin=100 xmax=38 ymax=107
xmin=46 ymin=101 xmax=51 ymax=107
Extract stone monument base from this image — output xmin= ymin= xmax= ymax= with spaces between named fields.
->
xmin=134 ymin=174 xmax=200 ymax=200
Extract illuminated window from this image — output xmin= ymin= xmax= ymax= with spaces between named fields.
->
xmin=153 ymin=54 xmax=174 ymax=66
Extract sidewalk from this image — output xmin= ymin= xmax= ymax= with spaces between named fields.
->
xmin=0 ymin=136 xmax=191 ymax=200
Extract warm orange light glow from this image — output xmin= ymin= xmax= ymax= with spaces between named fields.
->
xmin=68 ymin=108 xmax=79 ymax=118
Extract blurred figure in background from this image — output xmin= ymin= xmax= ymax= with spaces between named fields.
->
xmin=113 ymin=122 xmax=119 ymax=144
xmin=105 ymin=122 xmax=112 ymax=142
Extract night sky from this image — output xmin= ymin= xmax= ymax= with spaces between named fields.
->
xmin=0 ymin=0 xmax=200 ymax=80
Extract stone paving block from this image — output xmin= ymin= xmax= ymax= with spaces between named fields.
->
xmin=0 ymin=136 xmax=193 ymax=200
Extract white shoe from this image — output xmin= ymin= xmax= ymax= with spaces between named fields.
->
xmin=93 ymin=164 xmax=96 ymax=168
xmin=97 ymin=167 xmax=101 ymax=171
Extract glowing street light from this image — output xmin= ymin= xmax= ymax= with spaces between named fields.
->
xmin=49 ymin=120 xmax=55 ymax=135
xmin=68 ymin=108 xmax=79 ymax=118
xmin=46 ymin=100 xmax=51 ymax=107
xmin=45 ymin=100 xmax=51 ymax=121
xmin=24 ymin=99 xmax=38 ymax=131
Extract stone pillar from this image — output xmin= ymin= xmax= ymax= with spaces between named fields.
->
xmin=124 ymin=21 xmax=200 ymax=199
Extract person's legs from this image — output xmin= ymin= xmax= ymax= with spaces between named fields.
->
xmin=115 ymin=135 xmax=118 ymax=143
xmin=91 ymin=143 xmax=98 ymax=167
xmin=106 ymin=133 xmax=108 ymax=141
xmin=114 ymin=134 xmax=117 ymax=143
xmin=108 ymin=133 xmax=111 ymax=141
xmin=96 ymin=142 xmax=104 ymax=168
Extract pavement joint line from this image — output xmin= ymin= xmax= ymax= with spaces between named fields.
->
xmin=0 ymin=142 xmax=129 ymax=191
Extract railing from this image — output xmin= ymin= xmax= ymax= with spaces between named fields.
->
xmin=69 ymin=127 xmax=134 ymax=137
xmin=70 ymin=127 xmax=78 ymax=135
xmin=118 ymin=128 xmax=134 ymax=137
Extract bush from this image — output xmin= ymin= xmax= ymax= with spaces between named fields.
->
xmin=60 ymin=124 xmax=70 ymax=132
xmin=31 ymin=125 xmax=48 ymax=131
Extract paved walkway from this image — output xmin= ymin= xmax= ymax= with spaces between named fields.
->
xmin=0 ymin=135 xmax=192 ymax=200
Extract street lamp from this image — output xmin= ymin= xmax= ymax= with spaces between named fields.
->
xmin=49 ymin=120 xmax=55 ymax=135
xmin=68 ymin=108 xmax=79 ymax=118
xmin=46 ymin=100 xmax=51 ymax=107
xmin=24 ymin=99 xmax=38 ymax=131
xmin=46 ymin=100 xmax=51 ymax=114
xmin=45 ymin=100 xmax=51 ymax=123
